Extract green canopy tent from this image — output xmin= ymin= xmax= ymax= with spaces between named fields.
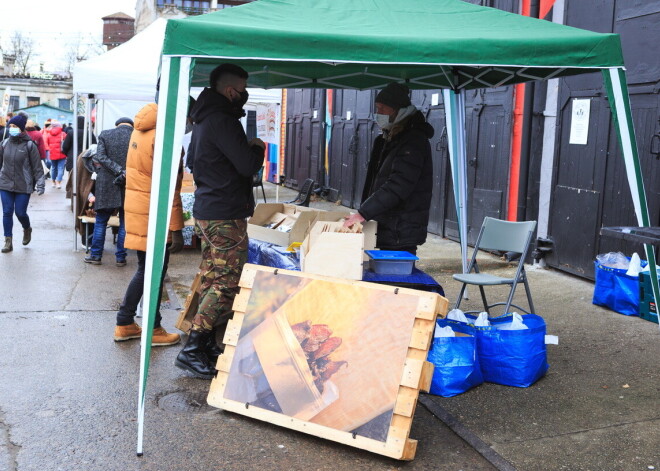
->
xmin=136 ymin=0 xmax=659 ymax=454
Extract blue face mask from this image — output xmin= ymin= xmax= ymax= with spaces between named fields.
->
xmin=8 ymin=127 xmax=20 ymax=137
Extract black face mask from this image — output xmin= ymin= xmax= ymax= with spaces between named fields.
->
xmin=233 ymin=89 xmax=249 ymax=107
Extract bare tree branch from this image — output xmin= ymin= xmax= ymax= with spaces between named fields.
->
xmin=9 ymin=31 xmax=34 ymax=75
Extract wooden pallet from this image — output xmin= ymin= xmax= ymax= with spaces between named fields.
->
xmin=207 ymin=264 xmax=448 ymax=460
xmin=174 ymin=271 xmax=202 ymax=333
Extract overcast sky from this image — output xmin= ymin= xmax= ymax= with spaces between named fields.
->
xmin=0 ymin=0 xmax=138 ymax=72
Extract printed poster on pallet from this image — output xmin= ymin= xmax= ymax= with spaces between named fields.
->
xmin=208 ymin=265 xmax=445 ymax=459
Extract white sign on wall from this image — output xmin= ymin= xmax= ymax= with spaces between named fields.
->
xmin=569 ymin=98 xmax=591 ymax=145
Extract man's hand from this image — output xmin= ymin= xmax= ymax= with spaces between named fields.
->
xmin=169 ymin=230 xmax=184 ymax=254
xmin=37 ymin=188 xmax=44 ymax=196
xmin=88 ymin=195 xmax=96 ymax=204
xmin=343 ymin=212 xmax=366 ymax=228
xmin=249 ymin=137 xmax=266 ymax=150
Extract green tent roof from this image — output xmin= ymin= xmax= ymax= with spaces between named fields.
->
xmin=162 ymin=0 xmax=624 ymax=90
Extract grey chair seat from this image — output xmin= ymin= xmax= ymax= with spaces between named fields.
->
xmin=452 ymin=273 xmax=516 ymax=286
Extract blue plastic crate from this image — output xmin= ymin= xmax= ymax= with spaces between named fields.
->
xmin=365 ymin=250 xmax=419 ymax=275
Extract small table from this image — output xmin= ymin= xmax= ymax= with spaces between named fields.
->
xmin=599 ymin=226 xmax=660 ymax=246
xmin=78 ymin=215 xmax=120 ymax=253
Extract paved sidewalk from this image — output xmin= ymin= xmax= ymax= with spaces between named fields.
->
xmin=0 ymin=181 xmax=657 ymax=471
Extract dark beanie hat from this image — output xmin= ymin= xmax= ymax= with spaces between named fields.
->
xmin=375 ymin=83 xmax=411 ymax=110
xmin=8 ymin=115 xmax=28 ymax=132
xmin=115 ymin=117 xmax=134 ymax=127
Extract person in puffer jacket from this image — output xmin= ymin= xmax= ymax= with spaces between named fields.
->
xmin=343 ymin=82 xmax=434 ymax=255
xmin=46 ymin=122 xmax=66 ymax=189
xmin=0 ymin=114 xmax=45 ymax=253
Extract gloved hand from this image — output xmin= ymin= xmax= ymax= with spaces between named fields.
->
xmin=113 ymin=170 xmax=126 ymax=187
xmin=37 ymin=188 xmax=45 ymax=196
xmin=169 ymin=230 xmax=184 ymax=254
xmin=249 ymin=137 xmax=266 ymax=150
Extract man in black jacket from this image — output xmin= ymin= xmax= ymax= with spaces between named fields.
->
xmin=175 ymin=63 xmax=265 ymax=379
xmin=344 ymin=82 xmax=434 ymax=255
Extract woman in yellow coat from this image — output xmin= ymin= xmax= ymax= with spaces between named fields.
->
xmin=113 ymin=103 xmax=184 ymax=345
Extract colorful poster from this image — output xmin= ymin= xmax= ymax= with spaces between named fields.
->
xmin=256 ymin=103 xmax=280 ymax=144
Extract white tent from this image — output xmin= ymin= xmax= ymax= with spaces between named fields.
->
xmin=70 ymin=17 xmax=281 ymax=249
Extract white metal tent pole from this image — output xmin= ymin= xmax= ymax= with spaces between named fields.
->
xmin=443 ymin=89 xmax=470 ymax=292
xmin=72 ymin=92 xmax=79 ymax=251
xmin=603 ymin=67 xmax=659 ymax=333
xmin=136 ymin=55 xmax=191 ymax=456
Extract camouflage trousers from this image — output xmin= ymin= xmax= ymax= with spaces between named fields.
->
xmin=191 ymin=219 xmax=248 ymax=334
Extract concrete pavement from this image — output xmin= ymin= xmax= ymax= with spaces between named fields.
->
xmin=0 ymin=181 xmax=658 ymax=471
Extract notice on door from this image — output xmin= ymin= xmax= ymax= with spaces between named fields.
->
xmin=569 ymin=99 xmax=590 ymax=145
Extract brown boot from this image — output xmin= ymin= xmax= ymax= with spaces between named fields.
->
xmin=152 ymin=327 xmax=181 ymax=347
xmin=2 ymin=237 xmax=12 ymax=253
xmin=22 ymin=227 xmax=32 ymax=246
xmin=114 ymin=323 xmax=142 ymax=342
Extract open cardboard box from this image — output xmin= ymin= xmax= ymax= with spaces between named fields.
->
xmin=300 ymin=220 xmax=377 ymax=280
xmin=248 ymin=203 xmax=351 ymax=247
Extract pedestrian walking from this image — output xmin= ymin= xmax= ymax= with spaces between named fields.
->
xmin=114 ymin=103 xmax=183 ymax=346
xmin=0 ymin=114 xmax=45 ymax=253
xmin=63 ymin=116 xmax=96 ymax=173
xmin=46 ymin=122 xmax=66 ymax=189
xmin=175 ymin=63 xmax=265 ymax=379
xmin=83 ymin=117 xmax=133 ymax=266
xmin=25 ymin=120 xmax=47 ymax=161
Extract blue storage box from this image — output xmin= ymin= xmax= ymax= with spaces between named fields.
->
xmin=364 ymin=250 xmax=419 ymax=275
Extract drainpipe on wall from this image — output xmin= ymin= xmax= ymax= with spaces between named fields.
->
xmin=535 ymin=0 xmax=564 ymax=266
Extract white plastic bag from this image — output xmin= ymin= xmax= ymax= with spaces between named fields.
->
xmin=474 ymin=312 xmax=491 ymax=327
xmin=625 ymin=252 xmax=643 ymax=277
xmin=497 ymin=312 xmax=529 ymax=331
xmin=596 ymin=252 xmax=629 ymax=270
xmin=447 ymin=308 xmax=469 ymax=323
xmin=433 ymin=325 xmax=456 ymax=338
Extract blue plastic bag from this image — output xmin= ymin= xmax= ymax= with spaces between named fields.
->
xmin=471 ymin=314 xmax=549 ymax=388
xmin=427 ymin=319 xmax=483 ymax=397
xmin=592 ymin=260 xmax=645 ymax=316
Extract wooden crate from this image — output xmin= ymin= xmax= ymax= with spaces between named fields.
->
xmin=207 ymin=264 xmax=448 ymax=460
xmin=174 ymin=271 xmax=202 ymax=333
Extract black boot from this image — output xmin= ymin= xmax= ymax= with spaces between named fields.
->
xmin=206 ymin=331 xmax=224 ymax=367
xmin=175 ymin=330 xmax=217 ymax=380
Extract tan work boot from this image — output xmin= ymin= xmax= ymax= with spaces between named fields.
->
xmin=2 ymin=237 xmax=12 ymax=253
xmin=114 ymin=323 xmax=142 ymax=342
xmin=22 ymin=227 xmax=32 ymax=246
xmin=152 ymin=327 xmax=181 ymax=347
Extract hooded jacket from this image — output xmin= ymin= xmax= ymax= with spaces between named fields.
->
xmin=358 ymin=109 xmax=434 ymax=249
xmin=46 ymin=125 xmax=66 ymax=161
xmin=187 ymin=87 xmax=264 ymax=220
xmin=124 ymin=103 xmax=183 ymax=252
xmin=0 ymin=133 xmax=45 ymax=194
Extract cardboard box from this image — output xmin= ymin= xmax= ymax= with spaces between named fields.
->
xmin=300 ymin=220 xmax=377 ymax=280
xmin=248 ymin=203 xmax=323 ymax=247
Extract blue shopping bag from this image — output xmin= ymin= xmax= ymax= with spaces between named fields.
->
xmin=471 ymin=314 xmax=549 ymax=388
xmin=427 ymin=319 xmax=483 ymax=397
xmin=592 ymin=261 xmax=645 ymax=316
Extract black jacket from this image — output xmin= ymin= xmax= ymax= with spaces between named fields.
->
xmin=359 ymin=110 xmax=434 ymax=249
xmin=64 ymin=116 xmax=96 ymax=172
xmin=188 ymin=87 xmax=264 ymax=220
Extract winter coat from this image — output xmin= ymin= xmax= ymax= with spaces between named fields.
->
xmin=26 ymin=129 xmax=47 ymax=160
xmin=46 ymin=126 xmax=66 ymax=161
xmin=124 ymin=103 xmax=184 ymax=252
xmin=92 ymin=124 xmax=133 ymax=211
xmin=63 ymin=116 xmax=96 ymax=172
xmin=72 ymin=148 xmax=96 ymax=236
xmin=358 ymin=110 xmax=434 ymax=249
xmin=188 ymin=87 xmax=264 ymax=220
xmin=0 ymin=133 xmax=45 ymax=194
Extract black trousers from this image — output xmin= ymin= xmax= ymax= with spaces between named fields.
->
xmin=116 ymin=249 xmax=170 ymax=328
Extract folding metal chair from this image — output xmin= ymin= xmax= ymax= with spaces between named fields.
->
xmin=454 ymin=217 xmax=537 ymax=316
